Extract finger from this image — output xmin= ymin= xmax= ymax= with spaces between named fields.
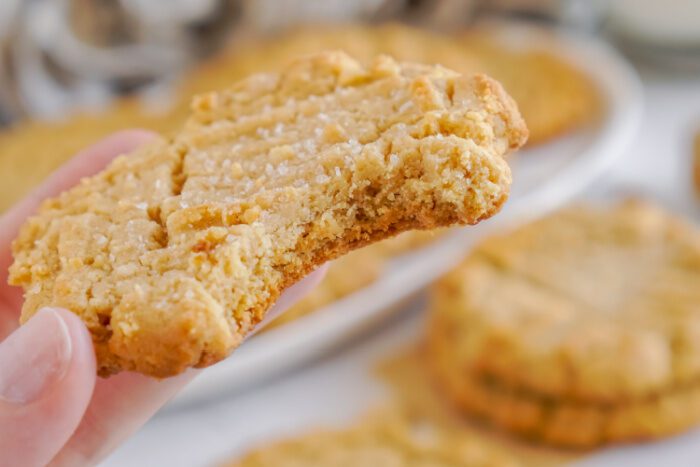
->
xmin=0 ymin=130 xmax=159 ymax=323
xmin=49 ymin=268 xmax=328 ymax=466
xmin=49 ymin=369 xmax=197 ymax=467
xmin=0 ymin=308 xmax=96 ymax=467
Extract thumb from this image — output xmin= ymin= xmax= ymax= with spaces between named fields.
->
xmin=0 ymin=308 xmax=96 ymax=467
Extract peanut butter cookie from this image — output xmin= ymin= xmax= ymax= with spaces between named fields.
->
xmin=428 ymin=201 xmax=700 ymax=447
xmin=10 ymin=52 xmax=526 ymax=377
xmin=432 ymin=359 xmax=700 ymax=448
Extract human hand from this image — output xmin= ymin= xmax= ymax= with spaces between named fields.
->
xmin=0 ymin=131 xmax=326 ymax=467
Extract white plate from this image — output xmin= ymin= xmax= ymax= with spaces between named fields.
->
xmin=170 ymin=25 xmax=643 ymax=408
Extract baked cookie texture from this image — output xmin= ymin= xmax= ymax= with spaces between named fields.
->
xmin=10 ymin=52 xmax=526 ymax=377
xmin=184 ymin=24 xmax=482 ymax=100
xmin=432 ymin=360 xmax=700 ymax=449
xmin=428 ymin=201 xmax=700 ymax=447
xmin=224 ymin=410 xmax=521 ymax=467
xmin=190 ymin=23 xmax=598 ymax=147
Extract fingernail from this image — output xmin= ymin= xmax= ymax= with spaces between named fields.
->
xmin=0 ymin=308 xmax=72 ymax=404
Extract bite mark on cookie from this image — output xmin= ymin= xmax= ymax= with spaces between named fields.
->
xmin=10 ymin=52 xmax=526 ymax=377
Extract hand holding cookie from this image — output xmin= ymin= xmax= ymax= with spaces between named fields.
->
xmin=0 ymin=51 xmax=526 ymax=465
xmin=0 ymin=132 xmax=327 ymax=466
xmin=9 ymin=52 xmax=524 ymax=378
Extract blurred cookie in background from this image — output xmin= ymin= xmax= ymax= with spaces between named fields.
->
xmin=189 ymin=23 xmax=601 ymax=147
xmin=460 ymin=27 xmax=601 ymax=146
xmin=376 ymin=349 xmax=577 ymax=466
xmin=224 ymin=408 xmax=521 ymax=467
xmin=427 ymin=201 xmax=700 ymax=448
xmin=181 ymin=23 xmax=483 ymax=99
xmin=0 ymin=99 xmax=176 ymax=212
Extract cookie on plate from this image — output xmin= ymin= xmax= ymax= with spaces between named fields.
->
xmin=0 ymin=24 xmax=483 ymax=213
xmin=461 ymin=29 xmax=600 ymax=146
xmin=428 ymin=201 xmax=700 ymax=447
xmin=182 ymin=23 xmax=483 ymax=101
xmin=10 ymin=51 xmax=526 ymax=377
xmin=224 ymin=410 xmax=521 ymax=467
xmin=432 ymin=360 xmax=700 ymax=449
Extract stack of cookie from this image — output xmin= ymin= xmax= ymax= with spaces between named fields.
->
xmin=428 ymin=201 xmax=700 ymax=448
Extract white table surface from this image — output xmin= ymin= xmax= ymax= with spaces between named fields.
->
xmin=102 ymin=66 xmax=700 ymax=467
